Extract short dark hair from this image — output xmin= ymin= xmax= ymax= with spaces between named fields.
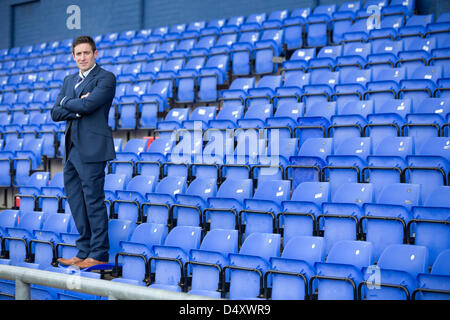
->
xmin=72 ymin=35 xmax=96 ymax=53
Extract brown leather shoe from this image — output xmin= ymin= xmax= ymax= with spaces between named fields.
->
xmin=74 ymin=257 xmax=108 ymax=269
xmin=57 ymin=256 xmax=84 ymax=266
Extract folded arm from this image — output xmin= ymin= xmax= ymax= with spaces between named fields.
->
xmin=50 ymin=79 xmax=79 ymax=122
xmin=61 ymin=72 xmax=116 ymax=116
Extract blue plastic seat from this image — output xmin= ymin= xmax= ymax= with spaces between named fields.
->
xmin=385 ymin=0 xmax=415 ymax=16
xmin=365 ymin=67 xmax=406 ymax=101
xmin=205 ymin=178 xmax=253 ymax=233
xmin=321 ymin=182 xmax=375 ymax=254
xmin=312 ymin=240 xmax=374 ymax=300
xmin=402 ymin=97 xmax=449 ymax=151
xmin=29 ymin=213 xmax=71 ymax=267
xmin=336 ymin=42 xmax=372 ymax=71
xmin=429 ymin=48 xmax=450 ymax=79
xmin=16 ymin=172 xmax=50 ymax=212
xmin=404 ymin=137 xmax=450 ymax=202
xmin=302 ymin=70 xmax=339 ymax=108
xmin=224 ymin=232 xmax=281 ymax=299
xmin=221 ymin=77 xmax=255 ymax=107
xmin=103 ymin=173 xmax=129 ymax=209
xmin=291 ymin=8 xmax=312 ymax=19
xmin=187 ymin=229 xmax=239 ymax=298
xmin=135 ymin=59 xmax=162 ymax=81
xmin=267 ymin=235 xmax=325 ymax=300
xmin=413 ymin=249 xmax=450 ymax=300
xmin=136 ymin=137 xmax=176 ymax=178
xmin=53 ymin=215 xmax=78 ymax=261
xmin=140 ymin=80 xmax=172 ymax=113
xmin=116 ymin=81 xmax=151 ymax=129
xmin=426 ymin=19 xmax=450 ymax=49
xmin=116 ymin=60 xmax=142 ymax=81
xmin=288 ymin=137 xmax=334 ymax=189
xmin=361 ymin=183 xmax=422 ymax=261
xmin=175 ymin=69 xmax=199 ymax=105
xmin=409 ymin=185 xmax=450 ymax=268
xmin=369 ymin=13 xmax=405 ymax=42
xmin=149 ymin=226 xmax=202 ymax=292
xmin=182 ymin=106 xmax=217 ymax=130
xmin=365 ymin=98 xmax=411 ymax=150
xmin=258 ymin=137 xmax=298 ymax=171
xmin=399 ymin=65 xmax=442 ymax=106
xmin=333 ymin=69 xmax=372 ymax=107
xmin=143 ymin=176 xmax=187 ymax=226
xmin=365 ymin=136 xmax=414 ymax=193
xmin=342 ymin=17 xmax=372 ymax=43
xmin=79 ymin=219 xmax=137 ymax=272
xmin=173 ymin=177 xmax=217 ymax=228
xmin=331 ymin=100 xmax=372 ymax=142
xmin=398 ymin=14 xmax=434 ymax=39
xmin=237 ymin=103 xmax=273 ymax=130
xmin=282 ymin=16 xmax=306 ymax=50
xmin=208 ymin=104 xmax=244 ymax=130
xmin=0 ymin=209 xmax=21 ymax=257
xmin=241 ymin=179 xmax=291 ymax=240
xmin=280 ymin=68 xmax=309 ymax=105
xmin=110 ymin=138 xmax=148 ymax=181
xmin=230 ymin=30 xmax=259 ymax=76
xmin=254 ymin=28 xmax=284 ymax=75
xmin=197 ymin=54 xmax=230 ymax=102
xmin=199 ymin=129 xmax=234 ymax=169
xmin=224 ymin=129 xmax=265 ymax=172
xmin=324 ymin=136 xmax=372 ymax=194
xmin=114 ymin=222 xmax=168 ymax=286
xmin=296 ymin=101 xmax=336 ymax=148
xmin=246 ymin=75 xmax=282 ymax=108
xmin=330 ymin=2 xmax=359 ymax=44
xmin=157 ymin=107 xmax=190 ymax=132
xmin=305 ymin=5 xmax=336 ymax=47
xmin=38 ymin=171 xmax=65 ymax=213
xmin=169 ymin=130 xmax=203 ymax=166
xmin=308 ymin=45 xmax=342 ymax=74
xmin=279 ymin=182 xmax=330 ymax=244
xmin=360 ymin=244 xmax=428 ymax=300
xmin=266 ymin=102 xmax=304 ymax=136
xmin=2 ymin=211 xmax=46 ymax=265
xmin=13 ymin=137 xmax=44 ymax=185
xmin=113 ymin=175 xmax=157 ymax=222
xmin=111 ymin=138 xmax=123 ymax=154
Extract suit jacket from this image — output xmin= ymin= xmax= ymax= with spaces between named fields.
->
xmin=51 ymin=64 xmax=116 ymax=163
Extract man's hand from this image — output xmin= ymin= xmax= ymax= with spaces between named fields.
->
xmin=77 ymin=92 xmax=90 ymax=117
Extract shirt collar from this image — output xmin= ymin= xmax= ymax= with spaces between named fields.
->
xmin=79 ymin=63 xmax=96 ymax=79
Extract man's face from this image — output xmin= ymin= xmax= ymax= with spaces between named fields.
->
xmin=73 ymin=43 xmax=98 ymax=72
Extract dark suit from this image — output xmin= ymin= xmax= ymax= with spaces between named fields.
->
xmin=51 ymin=64 xmax=116 ymax=262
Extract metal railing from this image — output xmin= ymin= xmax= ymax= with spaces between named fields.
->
xmin=0 ymin=264 xmax=218 ymax=300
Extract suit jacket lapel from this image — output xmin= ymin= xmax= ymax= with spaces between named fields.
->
xmin=75 ymin=64 xmax=101 ymax=97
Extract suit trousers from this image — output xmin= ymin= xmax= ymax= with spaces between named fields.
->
xmin=63 ymin=144 xmax=109 ymax=262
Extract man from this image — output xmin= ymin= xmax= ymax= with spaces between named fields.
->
xmin=51 ymin=35 xmax=116 ymax=269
